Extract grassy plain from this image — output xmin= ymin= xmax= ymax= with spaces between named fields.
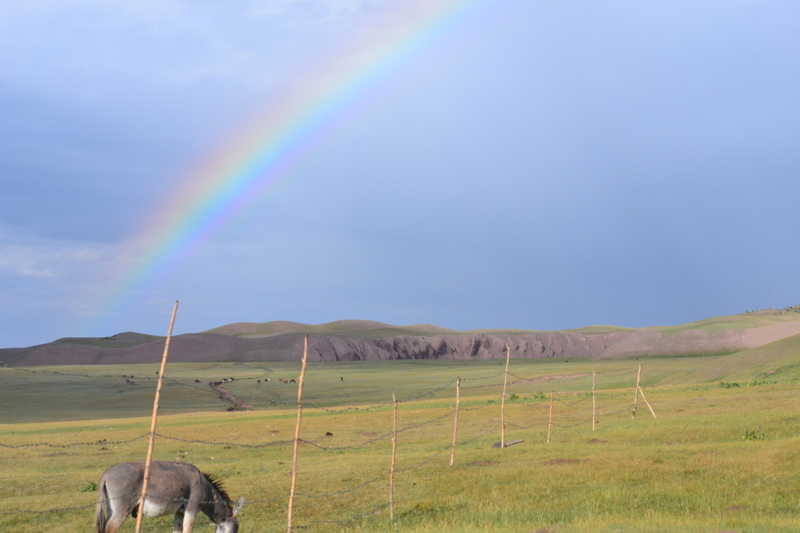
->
xmin=2 ymin=352 xmax=800 ymax=532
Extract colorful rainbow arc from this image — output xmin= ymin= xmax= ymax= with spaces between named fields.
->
xmin=93 ymin=0 xmax=485 ymax=333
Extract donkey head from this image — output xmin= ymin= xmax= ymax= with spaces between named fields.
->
xmin=215 ymin=497 xmax=244 ymax=533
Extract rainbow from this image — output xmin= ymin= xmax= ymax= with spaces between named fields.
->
xmin=92 ymin=0 xmax=486 ymax=334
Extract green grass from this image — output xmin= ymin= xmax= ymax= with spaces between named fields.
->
xmin=3 ymin=352 xmax=800 ymax=532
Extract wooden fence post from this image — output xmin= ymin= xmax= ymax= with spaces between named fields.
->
xmin=135 ymin=300 xmax=178 ymax=533
xmin=500 ymin=343 xmax=511 ymax=448
xmin=287 ymin=335 xmax=309 ymax=533
xmin=450 ymin=377 xmax=461 ymax=467
xmin=638 ymin=386 xmax=657 ymax=418
xmin=632 ymin=364 xmax=641 ymax=419
xmin=592 ymin=370 xmax=597 ymax=431
xmin=546 ymin=391 xmax=554 ymax=444
xmin=390 ymin=391 xmax=398 ymax=521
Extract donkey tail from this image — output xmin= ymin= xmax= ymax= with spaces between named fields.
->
xmin=95 ymin=477 xmax=108 ymax=533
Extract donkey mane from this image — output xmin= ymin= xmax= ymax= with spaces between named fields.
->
xmin=203 ymin=472 xmax=232 ymax=505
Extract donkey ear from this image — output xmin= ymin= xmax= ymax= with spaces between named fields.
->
xmin=233 ymin=497 xmax=245 ymax=516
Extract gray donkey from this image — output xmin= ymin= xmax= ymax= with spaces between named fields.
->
xmin=95 ymin=460 xmax=244 ymax=533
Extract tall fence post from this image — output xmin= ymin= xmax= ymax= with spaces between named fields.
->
xmin=287 ymin=335 xmax=309 ymax=533
xmin=632 ymin=364 xmax=642 ymax=419
xmin=546 ymin=391 xmax=554 ymax=444
xmin=500 ymin=342 xmax=511 ymax=448
xmin=592 ymin=370 xmax=596 ymax=431
xmin=390 ymin=391 xmax=398 ymax=521
xmin=450 ymin=377 xmax=461 ymax=467
xmin=135 ymin=300 xmax=179 ymax=533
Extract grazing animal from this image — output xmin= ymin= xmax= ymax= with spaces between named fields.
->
xmin=95 ymin=460 xmax=243 ymax=533
xmin=289 ymin=379 xmax=296 ymax=384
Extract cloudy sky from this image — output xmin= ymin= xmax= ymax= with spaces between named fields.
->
xmin=1 ymin=0 xmax=799 ymax=348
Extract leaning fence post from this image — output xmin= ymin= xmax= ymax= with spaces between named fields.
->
xmin=390 ymin=391 xmax=398 ymax=521
xmin=632 ymin=364 xmax=642 ymax=419
xmin=546 ymin=391 xmax=554 ymax=444
xmin=500 ymin=342 xmax=511 ymax=448
xmin=450 ymin=377 xmax=461 ymax=467
xmin=638 ymin=386 xmax=657 ymax=418
xmin=135 ymin=300 xmax=178 ymax=533
xmin=287 ymin=335 xmax=309 ymax=533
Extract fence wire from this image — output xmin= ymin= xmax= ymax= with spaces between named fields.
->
xmin=1 ymin=363 xmax=659 ymax=529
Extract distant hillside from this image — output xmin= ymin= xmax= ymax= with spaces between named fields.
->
xmin=2 ymin=308 xmax=800 ymax=367
xmin=205 ymin=319 xmax=459 ymax=339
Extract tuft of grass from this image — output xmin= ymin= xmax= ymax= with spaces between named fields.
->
xmin=742 ymin=428 xmax=765 ymax=441
xmin=79 ymin=482 xmax=97 ymax=492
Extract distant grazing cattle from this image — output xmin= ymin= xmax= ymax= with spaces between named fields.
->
xmin=289 ymin=379 xmax=296 ymax=384
xmin=340 ymin=377 xmax=343 ymax=381
xmin=209 ymin=382 xmax=222 ymax=387
xmin=195 ymin=380 xmax=201 ymax=383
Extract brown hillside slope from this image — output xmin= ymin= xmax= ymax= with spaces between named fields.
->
xmin=2 ymin=308 xmax=799 ymax=366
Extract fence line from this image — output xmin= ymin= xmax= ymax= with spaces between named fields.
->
xmin=1 ymin=361 xmax=660 ymax=529
xmin=0 ymin=388 xmax=639 ymax=451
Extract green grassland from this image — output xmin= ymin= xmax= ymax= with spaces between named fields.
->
xmin=3 ymin=343 xmax=800 ymax=532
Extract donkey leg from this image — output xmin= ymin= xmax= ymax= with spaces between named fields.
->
xmin=173 ymin=511 xmax=184 ymax=533
xmin=181 ymin=510 xmax=196 ymax=533
xmin=103 ymin=498 xmax=135 ymax=533
xmin=103 ymin=514 xmax=128 ymax=533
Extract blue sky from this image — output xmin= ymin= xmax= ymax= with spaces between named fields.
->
xmin=1 ymin=1 xmax=799 ymax=348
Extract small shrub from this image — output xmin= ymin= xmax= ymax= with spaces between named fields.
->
xmin=719 ymin=382 xmax=740 ymax=388
xmin=748 ymin=379 xmax=778 ymax=387
xmin=742 ymin=428 xmax=765 ymax=441
xmin=523 ymin=391 xmax=547 ymax=401
xmin=80 ymin=481 xmax=98 ymax=492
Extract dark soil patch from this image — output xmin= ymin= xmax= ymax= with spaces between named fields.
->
xmin=588 ymin=438 xmax=606 ymax=444
xmin=545 ymin=459 xmax=580 ymax=465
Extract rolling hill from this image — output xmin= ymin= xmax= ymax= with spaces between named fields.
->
xmin=2 ymin=307 xmax=800 ymax=367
